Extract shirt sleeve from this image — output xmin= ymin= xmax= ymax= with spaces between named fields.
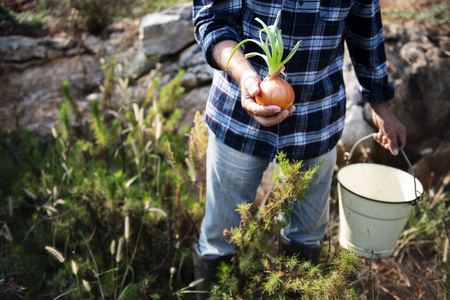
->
xmin=192 ymin=0 xmax=244 ymax=70
xmin=344 ymin=0 xmax=395 ymax=103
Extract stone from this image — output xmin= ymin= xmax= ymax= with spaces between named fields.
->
xmin=385 ymin=23 xmax=450 ymax=146
xmin=178 ymin=44 xmax=206 ymax=68
xmin=179 ymin=44 xmax=214 ymax=88
xmin=340 ymin=47 xmax=374 ymax=151
xmin=178 ymin=86 xmax=209 ymax=132
xmin=413 ymin=142 xmax=450 ymax=191
xmin=139 ymin=4 xmax=194 ymax=57
xmin=82 ymin=34 xmax=104 ymax=54
xmin=0 ymin=55 xmax=103 ymax=134
xmin=0 ymin=36 xmax=47 ymax=62
xmin=340 ymin=104 xmax=375 ymax=150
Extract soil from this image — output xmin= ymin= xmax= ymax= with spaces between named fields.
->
xmin=380 ymin=0 xmax=440 ymax=9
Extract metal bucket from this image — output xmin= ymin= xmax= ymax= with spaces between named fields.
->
xmin=337 ymin=134 xmax=423 ymax=259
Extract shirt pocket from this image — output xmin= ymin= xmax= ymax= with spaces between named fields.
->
xmin=319 ymin=0 xmax=353 ymax=22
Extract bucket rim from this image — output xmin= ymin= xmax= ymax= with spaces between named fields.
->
xmin=337 ymin=163 xmax=423 ymax=205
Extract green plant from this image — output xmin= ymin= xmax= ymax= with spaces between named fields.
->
xmin=39 ymin=0 xmax=132 ymax=34
xmin=226 ymin=10 xmax=299 ymax=77
xmin=0 ymin=4 xmax=15 ymax=27
xmin=0 ymin=58 xmax=201 ymax=299
xmin=226 ymin=9 xmax=300 ymax=109
xmin=211 ymin=152 xmax=361 ymax=299
xmin=382 ymin=0 xmax=450 ymax=25
xmin=397 ymin=175 xmax=450 ymax=258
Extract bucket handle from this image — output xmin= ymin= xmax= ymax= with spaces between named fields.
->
xmin=343 ymin=134 xmax=423 ymax=205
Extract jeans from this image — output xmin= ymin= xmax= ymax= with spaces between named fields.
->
xmin=198 ymin=126 xmax=337 ymax=257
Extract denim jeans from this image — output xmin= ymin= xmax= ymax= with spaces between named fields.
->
xmin=198 ymin=127 xmax=337 ymax=257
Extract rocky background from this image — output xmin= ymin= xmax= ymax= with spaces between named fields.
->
xmin=0 ymin=2 xmax=449 ymax=190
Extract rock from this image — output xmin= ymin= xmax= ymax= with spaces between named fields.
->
xmin=178 ymin=86 xmax=209 ymax=132
xmin=178 ymin=44 xmax=214 ymax=88
xmin=343 ymin=46 xmax=362 ymax=106
xmin=0 ymin=36 xmax=47 ymax=62
xmin=178 ymin=44 xmax=206 ymax=68
xmin=413 ymin=142 xmax=450 ymax=191
xmin=340 ymin=47 xmax=375 ymax=150
xmin=139 ymin=3 xmax=194 ymax=57
xmin=82 ymin=34 xmax=104 ymax=54
xmin=341 ymin=104 xmax=374 ymax=150
xmin=180 ymin=64 xmax=214 ymax=88
xmin=385 ymin=23 xmax=450 ymax=149
xmin=0 ymin=55 xmax=103 ymax=134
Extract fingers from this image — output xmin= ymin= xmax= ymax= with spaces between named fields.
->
xmin=374 ymin=131 xmax=398 ymax=155
xmin=240 ymin=73 xmax=295 ymax=127
xmin=254 ymin=106 xmax=295 ymax=127
xmin=242 ymin=99 xmax=295 ymax=127
xmin=374 ymin=127 xmax=407 ymax=156
xmin=370 ymin=102 xmax=407 ymax=156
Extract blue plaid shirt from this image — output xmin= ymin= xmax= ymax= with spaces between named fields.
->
xmin=193 ymin=0 xmax=394 ymax=161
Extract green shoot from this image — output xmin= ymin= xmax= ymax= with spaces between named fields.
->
xmin=225 ymin=10 xmax=300 ymax=76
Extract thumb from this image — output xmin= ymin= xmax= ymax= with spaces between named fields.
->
xmin=390 ymin=139 xmax=399 ymax=156
xmin=242 ymin=75 xmax=260 ymax=97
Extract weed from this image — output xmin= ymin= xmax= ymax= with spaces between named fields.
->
xmin=212 ymin=152 xmax=362 ymax=299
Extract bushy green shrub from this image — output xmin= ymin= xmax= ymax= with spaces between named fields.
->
xmin=40 ymin=0 xmax=133 ymax=34
xmin=211 ymin=152 xmax=362 ymax=299
xmin=0 ymin=61 xmax=202 ymax=299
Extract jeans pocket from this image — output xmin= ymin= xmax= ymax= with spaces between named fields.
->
xmin=319 ymin=0 xmax=353 ymax=22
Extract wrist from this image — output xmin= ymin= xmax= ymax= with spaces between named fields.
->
xmin=239 ymin=71 xmax=260 ymax=86
xmin=370 ymin=102 xmax=392 ymax=115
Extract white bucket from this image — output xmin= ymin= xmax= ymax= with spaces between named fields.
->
xmin=337 ymin=135 xmax=423 ymax=259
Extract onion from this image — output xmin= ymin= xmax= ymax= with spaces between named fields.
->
xmin=256 ymin=75 xmax=295 ymax=110
xmin=226 ymin=10 xmax=300 ymax=110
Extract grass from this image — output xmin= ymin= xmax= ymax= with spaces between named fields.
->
xmin=382 ymin=0 xmax=450 ymax=25
xmin=1 ymin=66 xmax=449 ymax=298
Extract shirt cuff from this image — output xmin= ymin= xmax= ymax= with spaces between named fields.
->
xmin=202 ymin=28 xmax=242 ymax=70
xmin=359 ymin=84 xmax=395 ymax=103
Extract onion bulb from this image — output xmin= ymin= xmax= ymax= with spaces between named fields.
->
xmin=256 ymin=75 xmax=294 ymax=110
xmin=225 ymin=10 xmax=300 ymax=109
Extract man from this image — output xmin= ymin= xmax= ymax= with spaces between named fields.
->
xmin=191 ymin=0 xmax=406 ymax=297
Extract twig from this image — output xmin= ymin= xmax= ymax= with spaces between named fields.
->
xmin=379 ymin=284 xmax=401 ymax=300
xmin=183 ymin=207 xmax=199 ymax=238
xmin=409 ymin=272 xmax=441 ymax=300
xmin=369 ymin=251 xmax=375 ymax=300
xmin=444 ymin=238 xmax=449 ymax=263
xmin=393 ymin=260 xmax=415 ymax=290
xmin=86 ymin=244 xmax=105 ymax=300
xmin=442 ymin=216 xmax=450 ymax=263
xmin=414 ymin=245 xmax=448 ymax=295
xmin=382 ymin=283 xmax=418 ymax=299
xmin=350 ymin=273 xmax=371 ymax=286
xmin=407 ymin=249 xmax=423 ymax=271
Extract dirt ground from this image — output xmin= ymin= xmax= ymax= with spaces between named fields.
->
xmin=380 ymin=0 xmax=439 ymax=9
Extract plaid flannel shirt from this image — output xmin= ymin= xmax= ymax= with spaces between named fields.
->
xmin=193 ymin=0 xmax=394 ymax=161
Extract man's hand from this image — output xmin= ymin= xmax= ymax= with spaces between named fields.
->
xmin=370 ymin=102 xmax=407 ymax=156
xmin=240 ymin=74 xmax=295 ymax=127
xmin=212 ymin=40 xmax=295 ymax=127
